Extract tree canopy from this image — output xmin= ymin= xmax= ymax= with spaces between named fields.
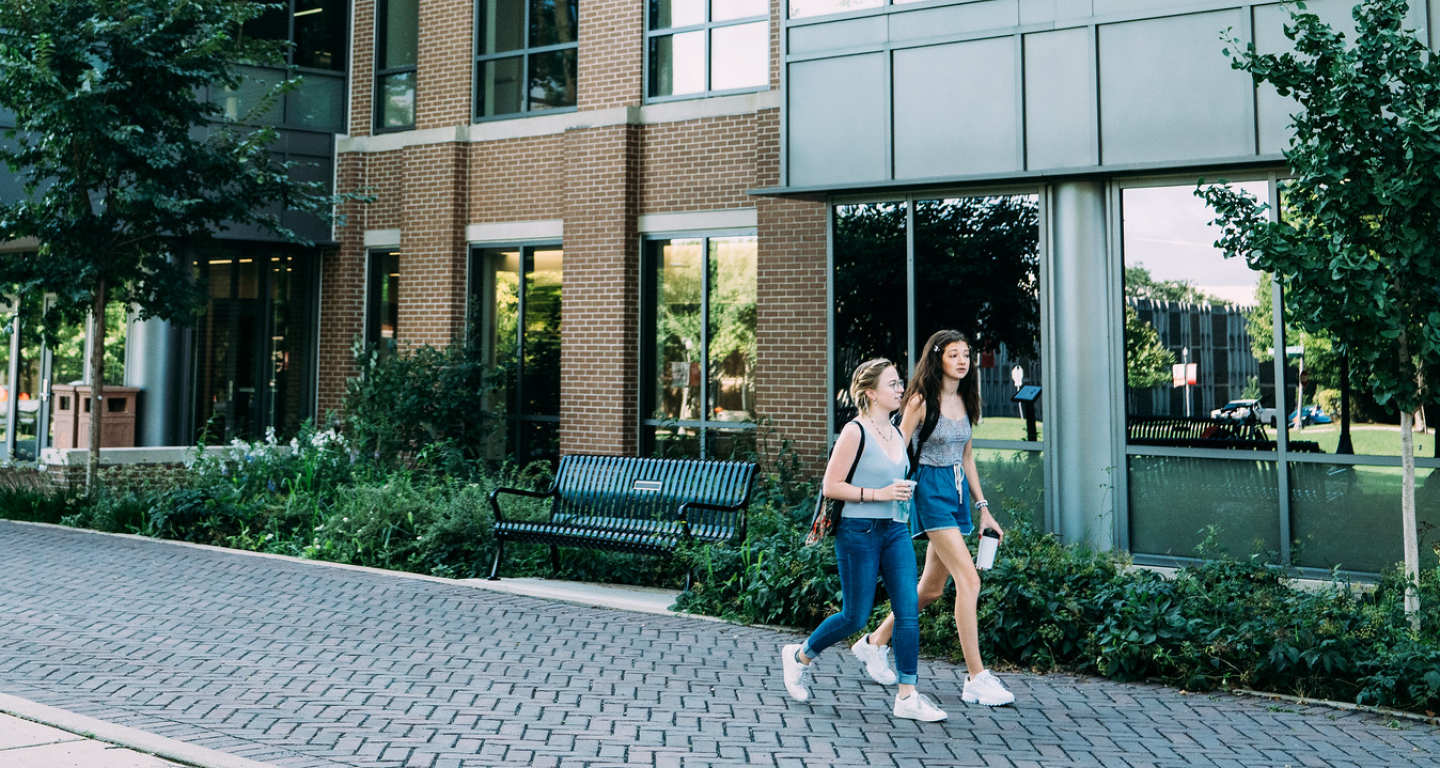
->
xmin=0 ymin=0 xmax=346 ymax=481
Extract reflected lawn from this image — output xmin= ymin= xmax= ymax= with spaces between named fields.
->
xmin=1285 ymin=423 xmax=1437 ymax=457
xmin=972 ymin=415 xmax=1041 ymax=443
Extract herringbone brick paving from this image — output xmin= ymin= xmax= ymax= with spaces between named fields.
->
xmin=0 ymin=521 xmax=1435 ymax=767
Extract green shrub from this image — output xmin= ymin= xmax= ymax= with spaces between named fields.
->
xmin=344 ymin=339 xmax=499 ymax=475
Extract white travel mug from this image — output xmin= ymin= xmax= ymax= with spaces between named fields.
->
xmin=976 ymin=527 xmax=1001 ymax=570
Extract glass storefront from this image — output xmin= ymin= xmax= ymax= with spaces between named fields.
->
xmin=831 ymin=193 xmax=1044 ymax=521
xmin=1119 ymin=177 xmax=1440 ymax=571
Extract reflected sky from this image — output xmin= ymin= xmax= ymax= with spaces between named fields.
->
xmin=1122 ymin=182 xmax=1269 ymax=306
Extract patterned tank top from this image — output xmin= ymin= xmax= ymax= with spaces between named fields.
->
xmin=914 ymin=411 xmax=972 ymax=467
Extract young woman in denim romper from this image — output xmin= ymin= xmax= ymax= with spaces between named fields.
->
xmin=780 ymin=359 xmax=947 ymax=722
xmin=858 ymin=331 xmax=1016 ymax=707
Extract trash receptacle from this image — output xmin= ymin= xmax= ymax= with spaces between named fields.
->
xmin=51 ymin=385 xmax=139 ymax=449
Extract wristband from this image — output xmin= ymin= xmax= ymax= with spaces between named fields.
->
xmin=975 ymin=500 xmax=989 ymax=508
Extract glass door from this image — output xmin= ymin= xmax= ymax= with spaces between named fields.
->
xmin=193 ymin=250 xmax=317 ymax=442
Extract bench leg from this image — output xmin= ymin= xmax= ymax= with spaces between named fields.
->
xmin=487 ymin=540 xmax=504 ymax=581
xmin=550 ymin=544 xmax=560 ymax=576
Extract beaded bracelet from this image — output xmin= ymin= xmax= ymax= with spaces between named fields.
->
xmin=975 ymin=500 xmax=989 ymax=508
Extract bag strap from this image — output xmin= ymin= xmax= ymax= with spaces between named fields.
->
xmin=843 ymin=420 xmax=865 ymax=484
xmin=907 ymin=396 xmax=940 ymax=470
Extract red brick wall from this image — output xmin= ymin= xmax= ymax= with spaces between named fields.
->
xmin=318 ymin=154 xmax=370 ymax=415
xmin=578 ymin=0 xmax=643 ymax=110
xmin=638 ymin=116 xmax=762 ymax=213
xmin=755 ymin=195 xmax=829 ymax=468
xmin=416 ymin=0 xmax=474 ymax=129
xmin=399 ymin=143 xmax=470 ymax=348
xmin=560 ymin=124 xmax=641 ymax=455
xmin=322 ymin=0 xmax=834 ymax=470
xmin=469 ymin=136 xmax=567 ymax=223
xmin=350 ymin=0 xmax=374 ymax=138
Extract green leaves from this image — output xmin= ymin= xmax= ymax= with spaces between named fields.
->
xmin=1200 ymin=0 xmax=1440 ymax=415
xmin=0 ymin=0 xmax=337 ymax=345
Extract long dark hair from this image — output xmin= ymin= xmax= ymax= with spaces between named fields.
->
xmin=903 ymin=329 xmax=980 ymax=426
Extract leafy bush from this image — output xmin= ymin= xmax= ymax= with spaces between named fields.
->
xmin=344 ymin=339 xmax=498 ymax=474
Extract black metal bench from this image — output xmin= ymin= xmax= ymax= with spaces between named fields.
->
xmin=486 ymin=454 xmax=758 ymax=583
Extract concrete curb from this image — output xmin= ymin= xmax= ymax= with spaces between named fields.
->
xmin=0 ymin=692 xmax=278 ymax=768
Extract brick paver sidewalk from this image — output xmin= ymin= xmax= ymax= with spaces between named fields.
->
xmin=0 ymin=521 xmax=1435 ymax=768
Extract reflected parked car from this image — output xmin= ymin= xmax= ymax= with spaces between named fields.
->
xmin=1289 ymin=405 xmax=1332 ymax=426
xmin=1210 ymin=398 xmax=1278 ymax=425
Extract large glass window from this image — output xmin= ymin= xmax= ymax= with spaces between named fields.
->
xmin=641 ymin=235 xmax=757 ymax=458
xmin=475 ymin=0 xmax=578 ymax=118
xmin=648 ymin=0 xmax=768 ymax=99
xmin=1 ymin=278 xmax=128 ymax=459
xmin=375 ymin=0 xmax=419 ymax=131
xmin=832 ymin=194 xmax=1044 ymax=527
xmin=1121 ymin=181 xmax=1281 ymax=562
xmin=233 ymin=1 xmax=347 ymax=132
xmin=469 ymin=245 xmax=563 ymax=466
xmin=833 ymin=196 xmax=1043 ymax=437
xmin=366 ymin=250 xmax=400 ymax=360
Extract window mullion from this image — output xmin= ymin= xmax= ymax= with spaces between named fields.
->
xmin=699 ymin=237 xmax=712 ymax=455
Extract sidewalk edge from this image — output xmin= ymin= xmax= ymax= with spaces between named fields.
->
xmin=0 ymin=692 xmax=279 ymax=768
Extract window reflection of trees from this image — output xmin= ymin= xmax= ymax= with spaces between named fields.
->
xmin=649 ymin=236 xmax=756 ymax=457
xmin=832 ymin=196 xmax=1043 ymax=437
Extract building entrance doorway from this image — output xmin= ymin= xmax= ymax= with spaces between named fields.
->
xmin=193 ymin=249 xmax=318 ymax=442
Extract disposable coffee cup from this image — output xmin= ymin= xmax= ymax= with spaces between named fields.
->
xmin=976 ymin=527 xmax=1001 ymax=570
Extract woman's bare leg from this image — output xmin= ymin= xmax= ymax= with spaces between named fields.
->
xmin=922 ymin=528 xmax=985 ymax=678
xmin=869 ymin=543 xmax=948 ymax=647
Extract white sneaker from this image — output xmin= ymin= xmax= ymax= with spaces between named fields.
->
xmin=962 ymin=670 xmax=1015 ymax=706
xmin=893 ymin=692 xmax=948 ymax=721
xmin=781 ymin=643 xmax=812 ymax=702
xmin=850 ymin=634 xmax=898 ymax=686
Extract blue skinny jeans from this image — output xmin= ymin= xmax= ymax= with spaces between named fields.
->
xmin=801 ymin=516 xmax=920 ymax=685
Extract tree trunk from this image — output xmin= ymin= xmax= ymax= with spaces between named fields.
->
xmin=86 ymin=281 xmax=106 ymax=493
xmin=1401 ymin=408 xmax=1420 ymax=622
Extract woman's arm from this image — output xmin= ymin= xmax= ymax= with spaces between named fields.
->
xmin=962 ymin=438 xmax=1003 ymax=541
xmin=898 ymin=394 xmax=925 ymax=445
xmin=822 ymin=422 xmax=864 ymax=502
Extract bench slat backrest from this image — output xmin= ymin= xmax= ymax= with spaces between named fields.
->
xmin=550 ymin=455 xmax=756 ymax=534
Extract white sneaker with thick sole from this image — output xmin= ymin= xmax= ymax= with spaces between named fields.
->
xmin=781 ymin=643 xmax=812 ymax=702
xmin=893 ymin=692 xmax=948 ymax=721
xmin=850 ymin=634 xmax=898 ymax=686
xmin=961 ymin=670 xmax=1015 ymax=706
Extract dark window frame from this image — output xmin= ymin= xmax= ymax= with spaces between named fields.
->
xmin=467 ymin=242 xmax=564 ymax=465
xmin=374 ymin=0 xmax=419 ymax=132
xmin=639 ymin=231 xmax=759 ymax=459
xmin=365 ymin=249 xmax=400 ymax=357
xmin=472 ymin=0 xmax=580 ymax=121
xmin=645 ymin=0 xmax=769 ymax=102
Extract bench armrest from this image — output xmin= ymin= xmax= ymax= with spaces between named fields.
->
xmin=488 ymin=485 xmax=557 ymax=523
xmin=676 ymin=499 xmax=749 ymax=541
